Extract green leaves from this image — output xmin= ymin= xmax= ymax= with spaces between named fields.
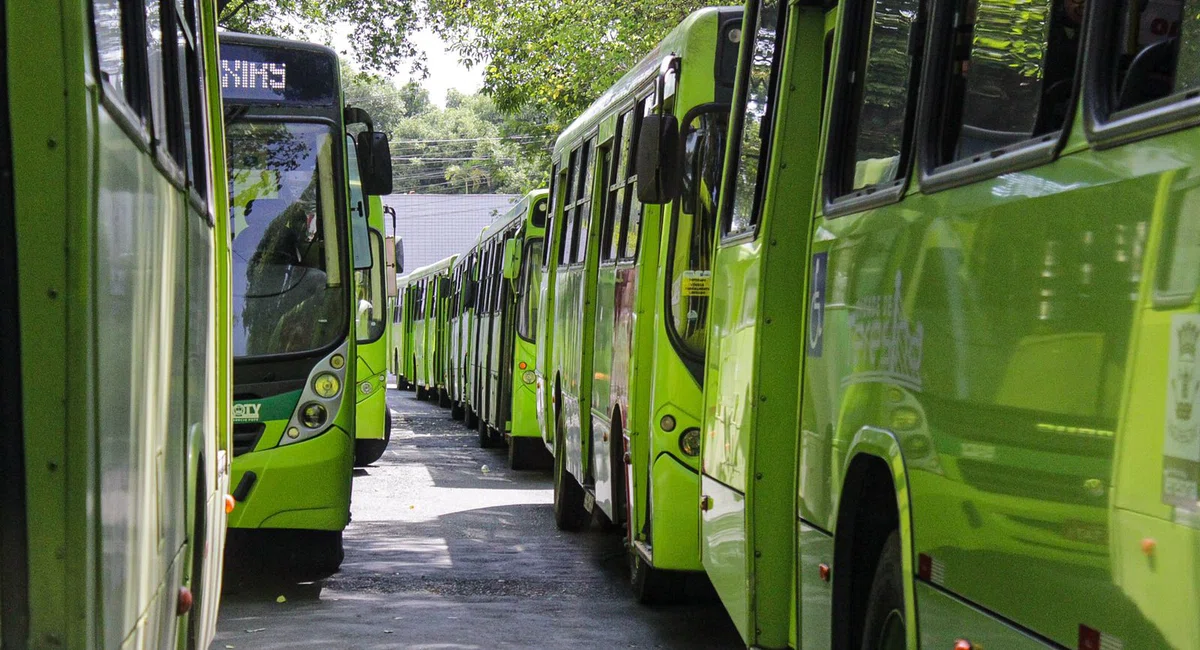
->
xmin=426 ymin=0 xmax=726 ymax=121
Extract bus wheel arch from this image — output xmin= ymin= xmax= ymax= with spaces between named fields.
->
xmin=185 ymin=455 xmax=207 ymax=650
xmin=831 ymin=429 xmax=916 ymax=650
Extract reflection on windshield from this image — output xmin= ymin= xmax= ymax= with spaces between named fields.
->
xmin=229 ymin=121 xmax=346 ymax=357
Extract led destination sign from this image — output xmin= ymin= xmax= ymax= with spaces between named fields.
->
xmin=219 ymin=41 xmax=336 ymax=105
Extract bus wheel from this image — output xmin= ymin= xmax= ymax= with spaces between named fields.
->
xmin=354 ymin=428 xmax=390 ymax=467
xmin=552 ymin=420 xmax=589 ymax=531
xmin=509 ymin=436 xmax=551 ymax=471
xmin=478 ymin=417 xmax=496 ymax=448
xmin=289 ymin=530 xmax=345 ymax=581
xmin=185 ymin=474 xmax=207 ymax=650
xmin=451 ymin=401 xmax=465 ymax=420
xmin=416 ymin=385 xmax=427 ymax=400
xmin=630 ymin=550 xmax=682 ymax=605
xmin=861 ymin=531 xmax=905 ymax=650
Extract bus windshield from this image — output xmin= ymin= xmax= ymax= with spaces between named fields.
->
xmin=229 ymin=120 xmax=346 ymax=357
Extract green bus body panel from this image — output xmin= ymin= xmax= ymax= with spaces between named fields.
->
xmin=511 ymin=335 xmax=540 ymax=438
xmin=356 ymin=194 xmax=389 ymax=443
xmin=692 ymin=0 xmax=1200 ymax=647
xmin=226 ymin=426 xmax=353 ymax=530
xmin=699 ymin=5 xmax=828 ymax=647
xmin=8 ymin=1 xmax=231 ymax=648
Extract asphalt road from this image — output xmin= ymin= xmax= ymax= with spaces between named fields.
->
xmin=212 ymin=386 xmax=743 ymax=649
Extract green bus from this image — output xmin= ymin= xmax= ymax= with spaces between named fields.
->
xmin=353 ymin=194 xmax=397 ymax=466
xmin=221 ymin=33 xmax=392 ymax=577
xmin=448 ymin=246 xmax=478 ymax=423
xmin=534 ymin=6 xmax=741 ymax=600
xmin=1 ymin=0 xmax=232 ymax=647
xmin=406 ymin=255 xmax=458 ymax=401
xmin=392 ymin=271 xmax=415 ymax=390
xmin=633 ymin=0 xmax=1200 ymax=646
xmin=462 ymin=190 xmax=549 ymax=467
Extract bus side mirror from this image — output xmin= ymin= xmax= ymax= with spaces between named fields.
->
xmin=357 ymin=131 xmax=394 ymax=195
xmin=501 ymin=239 xmax=521 ymax=280
xmin=394 ymin=237 xmax=405 ymax=274
xmin=635 ymin=114 xmax=680 ymax=205
xmin=384 ymin=236 xmax=399 ymax=298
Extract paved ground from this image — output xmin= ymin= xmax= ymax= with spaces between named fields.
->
xmin=213 ymin=386 xmax=743 ymax=649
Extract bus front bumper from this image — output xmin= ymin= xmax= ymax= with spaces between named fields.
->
xmin=227 ymin=427 xmax=353 ymax=531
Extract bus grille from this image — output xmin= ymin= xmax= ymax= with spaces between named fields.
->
xmin=233 ymin=423 xmax=265 ymax=457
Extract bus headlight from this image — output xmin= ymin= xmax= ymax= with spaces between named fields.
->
xmin=661 ymin=415 xmax=677 ymax=432
xmin=679 ymin=428 xmax=701 ymax=457
xmin=299 ymin=402 xmax=328 ymax=429
xmin=313 ymin=372 xmax=341 ymax=398
xmin=522 ymin=370 xmax=536 ymax=385
xmin=330 ymin=354 xmax=345 ymax=370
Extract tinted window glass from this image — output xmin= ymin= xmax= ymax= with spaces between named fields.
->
xmin=847 ymin=0 xmax=921 ymax=190
xmin=726 ymin=0 xmax=780 ymax=234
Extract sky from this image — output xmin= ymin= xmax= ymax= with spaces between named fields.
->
xmin=334 ymin=25 xmax=483 ymax=107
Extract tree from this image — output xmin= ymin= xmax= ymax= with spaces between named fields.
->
xmin=218 ymin=0 xmax=423 ymax=75
xmin=343 ymin=73 xmax=551 ymax=195
xmin=427 ymin=0 xmax=725 ymax=122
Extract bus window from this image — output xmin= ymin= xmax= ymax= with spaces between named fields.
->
xmin=354 ymin=230 xmax=386 ymax=343
xmin=623 ymin=99 xmax=650 ymax=258
xmin=932 ymin=0 xmax=1076 ymax=164
xmin=1098 ymin=0 xmax=1197 ymax=112
xmin=600 ymin=122 xmax=623 ymax=262
xmin=572 ymin=140 xmax=594 ymax=263
xmin=607 ymin=111 xmax=635 ymax=260
xmin=543 ymin=165 xmax=560 ymax=269
xmin=725 ymin=0 xmax=781 ymax=235
xmin=517 ymin=237 xmax=544 ymax=342
xmin=560 ymin=149 xmax=579 ymax=266
xmin=669 ymin=109 xmax=729 ymax=367
xmin=843 ymin=0 xmax=922 ymax=192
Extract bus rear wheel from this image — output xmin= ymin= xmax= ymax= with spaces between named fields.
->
xmin=509 ymin=436 xmax=551 ymax=471
xmin=287 ymin=530 xmax=345 ymax=582
xmin=451 ymin=401 xmax=465 ymax=420
xmin=416 ymin=385 xmax=427 ymax=400
xmin=438 ymin=388 xmax=451 ymax=408
xmin=630 ymin=549 xmax=684 ymax=604
xmin=552 ymin=420 xmax=589 ymax=531
xmin=861 ymin=531 xmax=905 ymax=650
xmin=478 ymin=417 xmax=498 ymax=448
xmin=354 ymin=426 xmax=391 ymax=466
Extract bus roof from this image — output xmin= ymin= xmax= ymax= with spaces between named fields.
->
xmin=406 ymin=254 xmax=458 ymax=281
xmin=477 ymin=188 xmax=549 ymax=244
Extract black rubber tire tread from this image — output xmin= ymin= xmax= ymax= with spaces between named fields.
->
xmin=415 ymin=386 xmax=427 ymax=400
xmin=451 ymin=402 xmax=465 ymax=420
xmin=508 ymin=436 xmax=552 ymax=471
xmin=629 ymin=551 xmax=685 ymax=605
xmin=465 ymin=407 xmax=478 ymax=429
xmin=438 ymin=388 xmax=451 ymax=408
xmin=552 ymin=416 xmax=589 ymax=531
xmin=288 ymin=530 xmax=344 ymax=582
xmin=354 ymin=418 xmax=391 ymax=467
xmin=860 ymin=530 xmax=905 ymax=650
xmin=478 ymin=417 xmax=497 ymax=448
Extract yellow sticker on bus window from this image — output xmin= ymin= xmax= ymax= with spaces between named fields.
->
xmin=680 ymin=271 xmax=711 ymax=297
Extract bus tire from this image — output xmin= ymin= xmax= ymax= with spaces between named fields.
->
xmin=509 ymin=436 xmax=551 ymax=471
xmin=552 ymin=420 xmax=589 ymax=531
xmin=860 ymin=530 xmax=905 ymax=650
xmin=630 ymin=550 xmax=682 ymax=605
xmin=290 ymin=530 xmax=344 ymax=581
xmin=185 ymin=472 xmax=207 ymax=650
xmin=465 ymin=406 xmax=478 ymax=429
xmin=438 ymin=387 xmax=451 ymax=408
xmin=354 ymin=425 xmax=391 ymax=467
xmin=416 ymin=385 xmax=427 ymax=400
xmin=451 ymin=401 xmax=465 ymax=420
xmin=478 ymin=417 xmax=497 ymax=448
